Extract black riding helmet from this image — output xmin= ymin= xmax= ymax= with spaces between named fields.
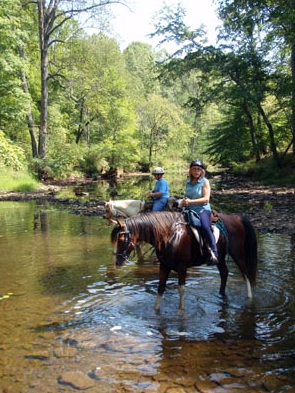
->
xmin=190 ymin=159 xmax=205 ymax=169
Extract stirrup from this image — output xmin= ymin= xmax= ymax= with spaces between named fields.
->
xmin=206 ymin=248 xmax=219 ymax=265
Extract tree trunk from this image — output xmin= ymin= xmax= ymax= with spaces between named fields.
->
xmin=37 ymin=0 xmax=48 ymax=159
xmin=257 ymin=103 xmax=281 ymax=168
xmin=19 ymin=46 xmax=38 ymax=158
xmin=242 ymin=99 xmax=260 ymax=162
xmin=76 ymin=101 xmax=85 ymax=144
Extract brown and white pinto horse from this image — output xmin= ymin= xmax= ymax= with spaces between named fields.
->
xmin=111 ymin=211 xmax=258 ymax=311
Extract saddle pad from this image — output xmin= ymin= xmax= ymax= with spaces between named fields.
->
xmin=190 ymin=225 xmax=220 ymax=244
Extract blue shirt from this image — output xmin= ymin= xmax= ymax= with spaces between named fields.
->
xmin=153 ymin=178 xmax=169 ymax=200
xmin=184 ymin=177 xmax=211 ymax=213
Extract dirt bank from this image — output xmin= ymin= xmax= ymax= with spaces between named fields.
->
xmin=0 ymin=174 xmax=294 ymax=236
xmin=211 ymin=173 xmax=295 ymax=236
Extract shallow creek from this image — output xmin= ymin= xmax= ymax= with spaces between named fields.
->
xmin=0 ymin=201 xmax=294 ymax=392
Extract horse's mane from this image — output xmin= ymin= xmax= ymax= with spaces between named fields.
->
xmin=128 ymin=211 xmax=184 ymax=248
xmin=111 ymin=211 xmax=185 ymax=249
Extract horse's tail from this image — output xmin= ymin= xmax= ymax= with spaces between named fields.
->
xmin=242 ymin=216 xmax=258 ymax=285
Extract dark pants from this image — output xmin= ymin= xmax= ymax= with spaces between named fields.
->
xmin=199 ymin=210 xmax=218 ymax=257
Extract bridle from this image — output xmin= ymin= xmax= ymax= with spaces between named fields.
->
xmin=114 ymin=227 xmax=135 ymax=262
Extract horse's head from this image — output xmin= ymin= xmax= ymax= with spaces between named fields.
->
xmin=111 ymin=220 xmax=135 ymax=266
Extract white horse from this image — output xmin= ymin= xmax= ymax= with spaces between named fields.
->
xmin=104 ymin=197 xmax=182 ymax=221
xmin=104 ymin=199 xmax=146 ymax=220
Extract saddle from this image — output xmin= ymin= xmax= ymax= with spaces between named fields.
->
xmin=183 ymin=209 xmax=220 ymax=228
xmin=182 ymin=209 xmax=222 ymax=266
xmin=211 ymin=210 xmax=220 ymax=222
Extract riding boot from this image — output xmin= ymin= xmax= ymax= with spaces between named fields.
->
xmin=205 ymin=247 xmax=219 ymax=265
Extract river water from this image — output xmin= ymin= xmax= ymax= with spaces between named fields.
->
xmin=0 ymin=181 xmax=295 ymax=392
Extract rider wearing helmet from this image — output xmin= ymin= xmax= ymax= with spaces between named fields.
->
xmin=148 ymin=166 xmax=170 ymax=212
xmin=181 ymin=159 xmax=218 ymax=265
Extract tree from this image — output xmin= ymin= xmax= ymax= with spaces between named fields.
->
xmin=137 ymin=94 xmax=192 ymax=169
xmin=22 ymin=0 xmax=129 ymax=161
xmin=124 ymin=42 xmax=158 ymax=100
xmin=63 ymin=33 xmax=127 ymax=144
xmin=0 ymin=0 xmax=29 ymax=135
xmin=215 ymin=0 xmax=295 ymax=158
xmin=152 ymin=2 xmax=293 ymax=168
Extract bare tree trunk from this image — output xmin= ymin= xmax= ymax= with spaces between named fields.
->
xmin=37 ymin=0 xmax=48 ymax=159
xmin=19 ymin=45 xmax=38 ymax=158
xmin=76 ymin=101 xmax=85 ymax=144
xmin=257 ymin=103 xmax=281 ymax=168
xmin=242 ymin=99 xmax=260 ymax=162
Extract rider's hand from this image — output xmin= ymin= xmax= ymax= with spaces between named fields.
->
xmin=181 ymin=198 xmax=189 ymax=207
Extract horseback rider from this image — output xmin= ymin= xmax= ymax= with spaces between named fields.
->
xmin=181 ymin=159 xmax=219 ymax=265
xmin=147 ymin=167 xmax=170 ymax=212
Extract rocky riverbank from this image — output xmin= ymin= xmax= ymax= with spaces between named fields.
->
xmin=0 ymin=174 xmax=294 ymax=236
xmin=212 ymin=173 xmax=295 ymax=236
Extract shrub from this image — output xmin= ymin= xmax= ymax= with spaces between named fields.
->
xmin=0 ymin=130 xmax=26 ymax=171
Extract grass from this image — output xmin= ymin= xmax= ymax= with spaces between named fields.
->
xmin=0 ymin=169 xmax=40 ymax=192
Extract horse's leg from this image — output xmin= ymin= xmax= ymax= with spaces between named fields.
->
xmin=227 ymin=244 xmax=254 ymax=298
xmin=155 ymin=264 xmax=170 ymax=311
xmin=218 ymin=214 xmax=257 ymax=299
xmin=217 ymin=254 xmax=229 ymax=296
xmin=150 ymin=248 xmax=157 ymax=263
xmin=177 ymin=269 xmax=187 ymax=311
xmin=178 ymin=285 xmax=185 ymax=311
xmin=135 ymin=243 xmax=144 ymax=263
xmin=245 ymin=276 xmax=253 ymax=299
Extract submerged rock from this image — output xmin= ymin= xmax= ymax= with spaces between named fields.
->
xmin=59 ymin=371 xmax=94 ymax=390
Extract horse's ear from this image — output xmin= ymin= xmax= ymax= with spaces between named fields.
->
xmin=117 ymin=219 xmax=125 ymax=228
xmin=108 ymin=218 xmax=119 ymax=226
xmin=107 ymin=218 xmax=124 ymax=227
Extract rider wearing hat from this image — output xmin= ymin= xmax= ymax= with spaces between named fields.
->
xmin=181 ymin=159 xmax=218 ymax=265
xmin=148 ymin=167 xmax=170 ymax=212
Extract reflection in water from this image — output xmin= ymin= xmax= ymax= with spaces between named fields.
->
xmin=34 ymin=211 xmax=48 ymax=231
xmin=0 ymin=202 xmax=294 ymax=392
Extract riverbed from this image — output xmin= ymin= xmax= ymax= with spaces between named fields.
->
xmin=0 ymin=200 xmax=294 ymax=393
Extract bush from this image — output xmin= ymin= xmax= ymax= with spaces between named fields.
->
xmin=0 ymin=130 xmax=26 ymax=171
xmin=232 ymin=154 xmax=295 ymax=185
xmin=78 ymin=146 xmax=108 ymax=178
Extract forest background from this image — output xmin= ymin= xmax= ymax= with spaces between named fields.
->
xmin=0 ymin=0 xmax=294 ymax=191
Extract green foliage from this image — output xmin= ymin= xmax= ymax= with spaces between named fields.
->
xmin=137 ymin=93 xmax=192 ymax=168
xmin=29 ymin=142 xmax=85 ymax=180
xmin=0 ymin=0 xmax=31 ymax=131
xmin=0 ymin=168 xmax=39 ymax=192
xmin=0 ymin=0 xmax=293 ymax=182
xmin=204 ymin=106 xmax=255 ymax=165
xmin=124 ymin=42 xmax=158 ymax=99
xmin=231 ymin=154 xmax=295 ymax=185
xmin=0 ymin=130 xmax=27 ymax=170
xmin=77 ymin=145 xmax=108 ymax=177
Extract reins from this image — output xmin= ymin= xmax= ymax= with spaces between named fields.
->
xmin=113 ymin=226 xmax=135 ymax=261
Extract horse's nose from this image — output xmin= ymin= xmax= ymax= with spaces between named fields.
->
xmin=115 ymin=259 xmax=124 ymax=267
xmin=114 ymin=254 xmax=125 ymax=266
